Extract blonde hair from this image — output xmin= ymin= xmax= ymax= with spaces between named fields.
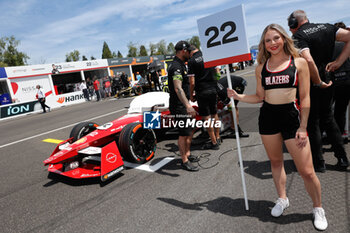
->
xmin=257 ymin=24 xmax=299 ymax=64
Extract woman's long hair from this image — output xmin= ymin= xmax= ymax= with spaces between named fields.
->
xmin=257 ymin=24 xmax=299 ymax=64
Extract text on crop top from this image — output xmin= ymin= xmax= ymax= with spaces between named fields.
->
xmin=261 ymin=56 xmax=298 ymax=90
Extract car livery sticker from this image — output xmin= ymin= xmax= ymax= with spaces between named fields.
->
xmin=106 ymin=153 xmax=117 ymax=163
xmin=75 ymin=137 xmax=87 ymax=145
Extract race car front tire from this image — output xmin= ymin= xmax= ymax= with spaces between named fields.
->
xmin=69 ymin=121 xmax=99 ymax=142
xmin=118 ymin=123 xmax=156 ymax=164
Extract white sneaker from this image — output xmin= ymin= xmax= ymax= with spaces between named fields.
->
xmin=313 ymin=207 xmax=328 ymax=231
xmin=271 ymin=197 xmax=289 ymax=217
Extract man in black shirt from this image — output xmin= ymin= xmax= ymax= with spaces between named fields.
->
xmin=333 ymin=22 xmax=350 ymax=137
xmin=120 ymin=72 xmax=129 ymax=88
xmin=216 ymin=75 xmax=249 ymax=138
xmin=288 ymin=10 xmax=350 ymax=172
xmin=167 ymin=40 xmax=198 ymax=171
xmin=188 ymin=45 xmax=220 ymax=150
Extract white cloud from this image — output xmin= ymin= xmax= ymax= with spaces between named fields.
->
xmin=4 ymin=0 xmax=350 ymax=64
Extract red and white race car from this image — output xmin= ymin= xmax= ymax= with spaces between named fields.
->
xmin=43 ymin=92 xmax=232 ymax=182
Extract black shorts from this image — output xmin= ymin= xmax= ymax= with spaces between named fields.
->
xmin=170 ymin=106 xmax=193 ymax=136
xmin=258 ymin=101 xmax=300 ymax=140
xmin=197 ymin=90 xmax=217 ymax=116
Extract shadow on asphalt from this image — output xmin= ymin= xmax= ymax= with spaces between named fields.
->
xmin=43 ymin=172 xmax=124 ymax=187
xmin=243 ymin=159 xmax=297 ymax=180
xmin=157 ymin=196 xmax=312 ymax=224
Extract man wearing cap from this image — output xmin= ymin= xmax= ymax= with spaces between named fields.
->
xmin=167 ymin=40 xmax=198 ymax=171
xmin=288 ymin=10 xmax=350 ymax=172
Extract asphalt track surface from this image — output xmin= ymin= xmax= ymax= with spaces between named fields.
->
xmin=0 ymin=65 xmax=349 ymax=233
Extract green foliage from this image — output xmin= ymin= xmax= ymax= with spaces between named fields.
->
xmin=102 ymin=41 xmax=113 ymax=59
xmin=0 ymin=36 xmax=29 ymax=67
xmin=155 ymin=40 xmax=166 ymax=55
xmin=139 ymin=45 xmax=148 ymax=56
xmin=149 ymin=43 xmax=156 ymax=56
xmin=189 ymin=36 xmax=201 ymax=50
xmin=117 ymin=51 xmax=123 ymax=58
xmin=167 ymin=42 xmax=175 ymax=55
xmin=65 ymin=50 xmax=80 ymax=62
xmin=127 ymin=42 xmax=137 ymax=57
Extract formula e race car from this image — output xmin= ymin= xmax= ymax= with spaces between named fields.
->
xmin=43 ymin=91 xmax=233 ymax=182
xmin=43 ymin=92 xmax=172 ymax=182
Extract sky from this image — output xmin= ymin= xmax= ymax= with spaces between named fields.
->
xmin=1 ymin=0 xmax=349 ymax=65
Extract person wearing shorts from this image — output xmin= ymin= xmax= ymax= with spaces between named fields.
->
xmin=228 ymin=23 xmax=328 ymax=231
xmin=188 ymin=45 xmax=220 ymax=150
xmin=167 ymin=40 xmax=198 ymax=172
xmin=259 ymin=101 xmax=300 ymax=140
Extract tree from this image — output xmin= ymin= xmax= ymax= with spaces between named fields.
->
xmin=156 ymin=40 xmax=167 ymax=55
xmin=167 ymin=42 xmax=175 ymax=55
xmin=127 ymin=42 xmax=137 ymax=57
xmin=112 ymin=51 xmax=117 ymax=58
xmin=82 ymin=55 xmax=88 ymax=61
xmin=189 ymin=36 xmax=201 ymax=50
xmin=102 ymin=41 xmax=113 ymax=59
xmin=65 ymin=50 xmax=80 ymax=62
xmin=117 ymin=51 xmax=123 ymax=58
xmin=149 ymin=43 xmax=156 ymax=56
xmin=0 ymin=36 xmax=29 ymax=66
xmin=139 ymin=45 xmax=148 ymax=56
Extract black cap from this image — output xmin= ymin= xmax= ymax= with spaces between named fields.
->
xmin=175 ymin=40 xmax=191 ymax=51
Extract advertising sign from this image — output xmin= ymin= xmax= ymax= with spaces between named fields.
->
xmin=0 ymin=93 xmax=12 ymax=105
xmin=10 ymin=75 xmax=52 ymax=103
xmin=197 ymin=4 xmax=251 ymax=68
xmin=51 ymin=59 xmax=108 ymax=74
xmin=45 ymin=91 xmax=86 ymax=108
xmin=0 ymin=100 xmax=38 ymax=118
xmin=4 ymin=64 xmax=51 ymax=78
xmin=5 ymin=59 xmax=108 ymax=78
xmin=0 ymin=67 xmax=7 ymax=79
xmin=108 ymin=58 xmax=134 ymax=66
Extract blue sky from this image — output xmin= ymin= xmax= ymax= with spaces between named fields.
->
xmin=1 ymin=0 xmax=349 ymax=65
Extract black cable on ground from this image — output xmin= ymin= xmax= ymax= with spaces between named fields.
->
xmin=156 ymin=142 xmax=263 ymax=170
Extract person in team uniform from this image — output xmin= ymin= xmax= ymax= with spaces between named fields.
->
xmin=188 ymin=45 xmax=221 ymax=150
xmin=36 ymin=85 xmax=50 ymax=113
xmin=79 ymin=80 xmax=90 ymax=101
xmin=93 ymin=76 xmax=101 ymax=101
xmin=288 ymin=10 xmax=350 ymax=172
xmin=167 ymin=40 xmax=198 ymax=172
xmin=216 ymin=75 xmax=249 ymax=138
xmin=332 ymin=22 xmax=350 ymax=137
xmin=228 ymin=24 xmax=328 ymax=231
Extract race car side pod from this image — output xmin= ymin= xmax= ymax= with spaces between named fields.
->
xmin=101 ymin=141 xmax=124 ymax=182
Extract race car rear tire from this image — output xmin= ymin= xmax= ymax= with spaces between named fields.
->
xmin=134 ymin=86 xmax=142 ymax=95
xmin=118 ymin=123 xmax=156 ymax=164
xmin=69 ymin=121 xmax=99 ymax=142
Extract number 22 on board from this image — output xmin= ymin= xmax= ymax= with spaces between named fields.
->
xmin=205 ymin=21 xmax=239 ymax=48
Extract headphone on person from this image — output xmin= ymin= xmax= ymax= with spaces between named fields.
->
xmin=288 ymin=13 xmax=298 ymax=29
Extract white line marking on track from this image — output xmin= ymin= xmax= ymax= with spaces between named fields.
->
xmin=0 ymin=108 xmax=127 ymax=149
xmin=123 ymin=157 xmax=175 ymax=172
